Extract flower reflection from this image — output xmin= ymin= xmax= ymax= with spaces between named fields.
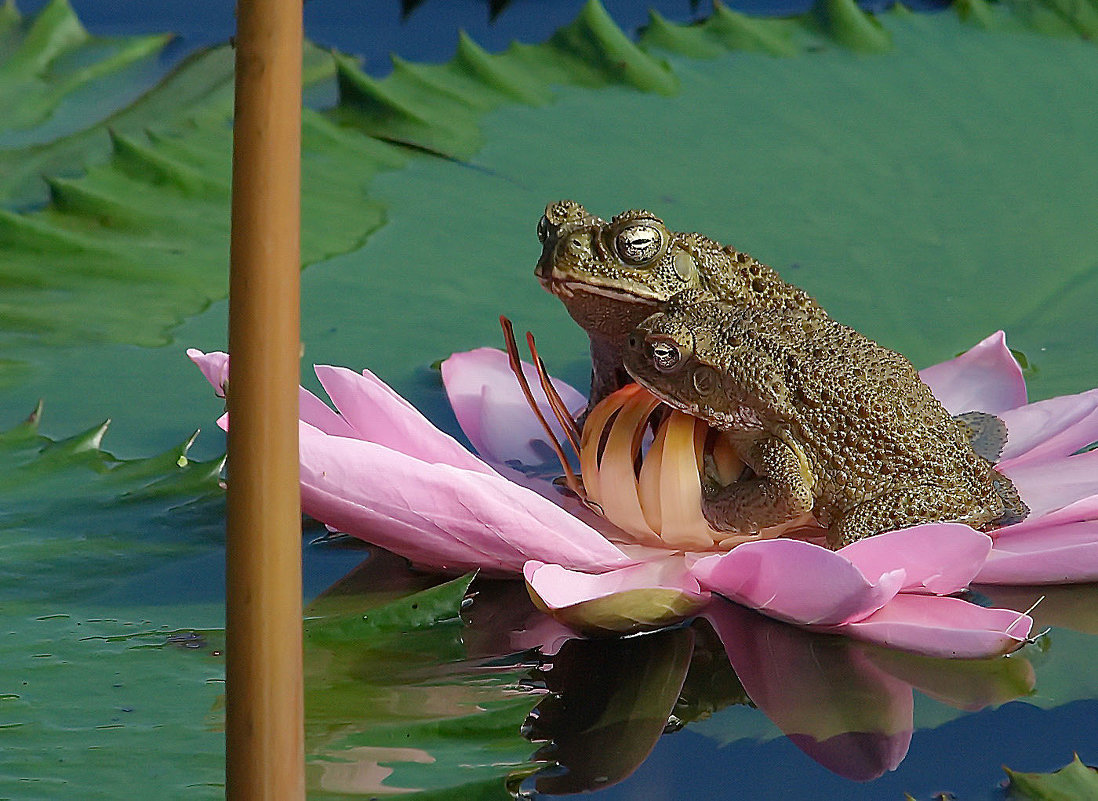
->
xmin=702 ymin=602 xmax=1034 ymax=781
xmin=304 ymin=557 xmax=1037 ymax=793
xmin=523 ymin=598 xmax=1035 ymax=789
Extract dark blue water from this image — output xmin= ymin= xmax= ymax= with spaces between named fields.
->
xmin=594 ymin=700 xmax=1098 ymax=799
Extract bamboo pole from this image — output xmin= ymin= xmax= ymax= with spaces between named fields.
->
xmin=225 ymin=0 xmax=304 ymax=797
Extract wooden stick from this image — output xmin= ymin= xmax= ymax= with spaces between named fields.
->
xmin=225 ymin=0 xmax=304 ymax=797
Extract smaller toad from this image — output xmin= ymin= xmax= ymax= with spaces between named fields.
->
xmin=622 ymin=295 xmax=1028 ymax=547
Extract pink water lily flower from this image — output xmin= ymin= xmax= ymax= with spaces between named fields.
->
xmin=188 ymin=331 xmax=1098 ymax=658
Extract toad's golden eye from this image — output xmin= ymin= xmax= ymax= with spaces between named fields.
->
xmin=615 ymin=223 xmax=663 ymax=265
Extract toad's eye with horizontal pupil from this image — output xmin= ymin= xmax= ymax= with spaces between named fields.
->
xmin=536 ymin=215 xmax=550 ymax=243
xmin=650 ymin=341 xmax=683 ymax=373
xmin=615 ymin=224 xmax=662 ymax=265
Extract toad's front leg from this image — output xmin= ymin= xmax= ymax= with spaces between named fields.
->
xmin=701 ymin=433 xmax=815 ymax=533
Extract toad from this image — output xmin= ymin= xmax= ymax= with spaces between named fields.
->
xmin=621 ymin=295 xmax=1028 ymax=546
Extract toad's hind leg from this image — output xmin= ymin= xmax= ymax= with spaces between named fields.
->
xmin=828 ymin=485 xmax=999 ymax=549
xmin=701 ymin=435 xmax=814 ymax=532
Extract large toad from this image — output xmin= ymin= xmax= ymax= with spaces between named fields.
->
xmin=535 ymin=200 xmax=819 ymax=411
xmin=622 ymin=295 xmax=1028 ymax=547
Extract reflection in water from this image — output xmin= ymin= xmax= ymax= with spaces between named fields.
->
xmin=317 ymin=746 xmax=435 ymax=796
xmin=704 ymin=603 xmax=914 ymax=781
xmin=522 ymin=602 xmax=1034 ymax=790
xmin=304 ymin=557 xmax=1036 ymax=796
xmin=524 ymin=627 xmax=695 ymax=794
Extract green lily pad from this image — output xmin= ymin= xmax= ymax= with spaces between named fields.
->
xmin=0 ymin=0 xmax=342 ymax=208
xmin=0 ymin=0 xmax=169 ymax=146
xmin=0 ymin=105 xmax=398 ymax=350
xmin=0 ymin=402 xmax=224 ymax=605
xmin=1006 ymin=754 xmax=1098 ymax=800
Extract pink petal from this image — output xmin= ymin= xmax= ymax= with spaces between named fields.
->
xmin=299 ymin=386 xmax=356 ymax=436
xmin=524 ymin=557 xmax=705 ymax=608
xmin=315 ymin=364 xmax=495 ymax=475
xmin=919 ymin=331 xmax=1027 ymax=415
xmin=976 ymin=495 xmax=1098 ymax=584
xmin=299 ymin=421 xmax=632 ymax=575
xmin=690 ymin=539 xmax=904 ymax=626
xmin=839 ymin=525 xmax=992 ymax=595
xmin=704 ymin=602 xmax=912 ymax=781
xmin=190 ymin=349 xmax=356 ymax=438
xmin=995 ymin=492 xmax=1098 ymax=535
xmin=523 ymin=557 xmax=709 ymax=633
xmin=213 ymin=389 xmax=354 ymax=438
xmin=999 ymin=388 xmax=1098 ymax=465
xmin=187 ymin=348 xmax=230 ymax=397
xmin=441 ymin=348 xmax=586 ymax=468
xmin=832 ymin=594 xmax=1032 ymax=658
xmin=1001 ymin=447 xmax=1098 ymax=518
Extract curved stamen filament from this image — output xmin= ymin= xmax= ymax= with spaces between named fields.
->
xmin=526 ymin=331 xmax=582 ymax=454
xmin=499 ymin=316 xmax=587 ymax=505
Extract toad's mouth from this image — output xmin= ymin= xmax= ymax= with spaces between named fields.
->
xmin=539 ymin=275 xmax=662 ymax=306
xmin=629 ymin=373 xmax=766 ymax=432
